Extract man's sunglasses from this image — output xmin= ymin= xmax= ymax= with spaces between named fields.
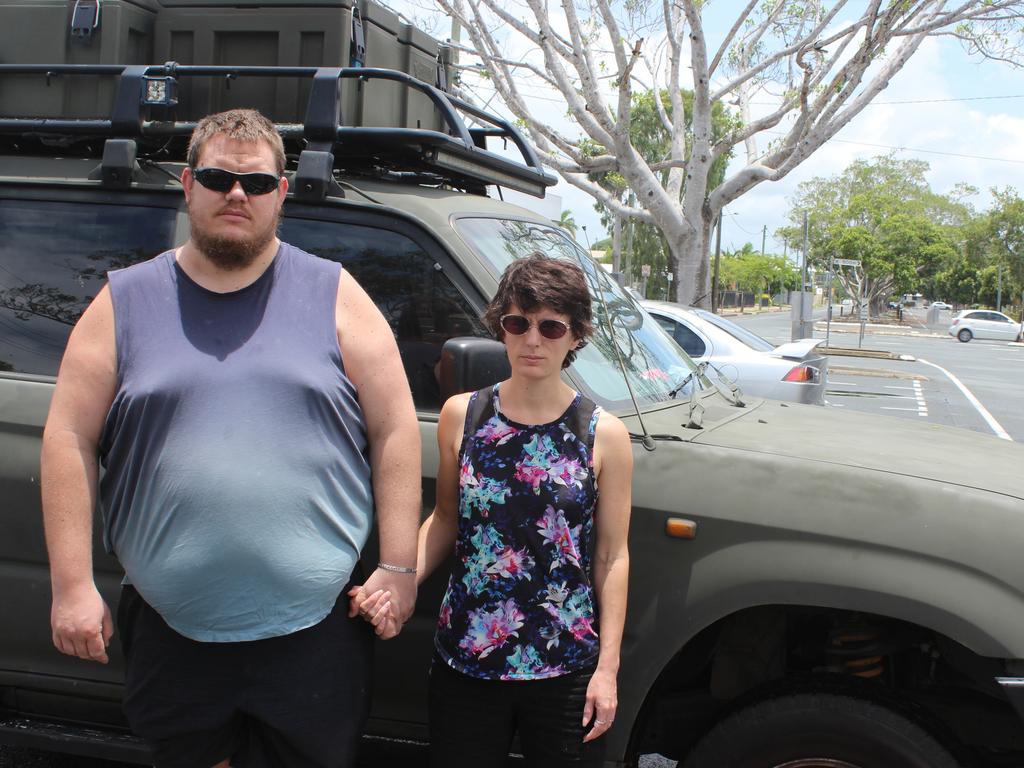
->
xmin=499 ymin=314 xmax=571 ymax=340
xmin=192 ymin=167 xmax=281 ymax=196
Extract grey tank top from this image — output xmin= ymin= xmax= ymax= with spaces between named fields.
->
xmin=100 ymin=244 xmax=373 ymax=642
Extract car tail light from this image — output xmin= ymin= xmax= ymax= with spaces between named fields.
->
xmin=951 ymin=318 xmax=959 ymax=326
xmin=783 ymin=365 xmax=818 ymax=382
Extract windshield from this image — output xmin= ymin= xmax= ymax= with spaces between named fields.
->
xmin=693 ymin=308 xmax=775 ymax=352
xmin=454 ymin=216 xmax=697 ymax=410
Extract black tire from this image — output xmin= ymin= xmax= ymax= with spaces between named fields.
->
xmin=682 ymin=693 xmax=960 ymax=768
xmin=957 ymin=328 xmax=973 ymax=343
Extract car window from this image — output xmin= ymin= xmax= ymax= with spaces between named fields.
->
xmin=0 ymin=198 xmax=178 ymax=376
xmin=693 ymin=308 xmax=774 ymax=352
xmin=279 ymin=216 xmax=488 ymax=411
xmin=673 ymin=322 xmax=707 ymax=358
xmin=991 ymin=313 xmax=1011 ymax=323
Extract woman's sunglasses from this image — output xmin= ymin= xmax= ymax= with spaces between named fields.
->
xmin=192 ymin=167 xmax=281 ymax=196
xmin=499 ymin=314 xmax=570 ymax=340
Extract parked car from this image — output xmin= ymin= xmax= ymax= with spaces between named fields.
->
xmin=4 ymin=24 xmax=1024 ymax=768
xmin=949 ymin=309 xmax=1023 ymax=342
xmin=931 ymin=301 xmax=952 ymax=310
xmin=641 ymin=301 xmax=828 ymax=405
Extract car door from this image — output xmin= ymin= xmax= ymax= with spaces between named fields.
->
xmin=0 ymin=191 xmax=181 ymax=726
xmin=278 ymin=208 xmax=490 ymax=738
xmin=988 ymin=312 xmax=1019 ymax=340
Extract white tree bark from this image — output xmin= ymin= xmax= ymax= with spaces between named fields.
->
xmin=435 ymin=0 xmax=1024 ymax=306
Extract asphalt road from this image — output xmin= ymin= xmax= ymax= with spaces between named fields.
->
xmin=727 ymin=305 xmax=1024 ymax=442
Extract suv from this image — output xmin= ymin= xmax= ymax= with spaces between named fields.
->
xmin=2 ymin=63 xmax=1024 ymax=768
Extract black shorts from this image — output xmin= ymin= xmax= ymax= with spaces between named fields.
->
xmin=427 ymin=658 xmax=607 ymax=768
xmin=117 ymin=583 xmax=374 ymax=768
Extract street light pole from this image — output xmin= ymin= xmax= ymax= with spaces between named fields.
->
xmin=711 ymin=211 xmax=723 ymax=313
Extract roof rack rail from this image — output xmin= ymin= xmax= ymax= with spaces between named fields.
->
xmin=0 ymin=63 xmax=557 ymax=199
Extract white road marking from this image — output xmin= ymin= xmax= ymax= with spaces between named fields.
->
xmin=917 ymin=358 xmax=1012 ymax=441
xmin=912 ymin=380 xmax=928 ymax=416
xmin=881 ymin=407 xmax=925 ymax=412
xmin=884 ymin=385 xmax=916 ymax=390
xmin=829 ymin=381 xmax=859 ymax=386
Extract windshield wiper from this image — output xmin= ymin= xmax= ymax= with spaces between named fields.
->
xmin=668 ymin=362 xmax=708 ymax=399
xmin=704 ymin=362 xmax=746 ymax=407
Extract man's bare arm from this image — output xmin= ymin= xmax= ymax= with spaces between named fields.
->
xmin=41 ymin=286 xmax=118 ymax=663
xmin=336 ymin=269 xmax=421 ymax=637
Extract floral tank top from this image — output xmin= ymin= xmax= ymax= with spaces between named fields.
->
xmin=434 ymin=383 xmax=602 ymax=681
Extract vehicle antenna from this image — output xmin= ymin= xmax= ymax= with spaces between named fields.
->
xmin=575 ymin=246 xmax=656 ymax=452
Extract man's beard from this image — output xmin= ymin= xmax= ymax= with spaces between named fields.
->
xmin=189 ymin=202 xmax=281 ymax=271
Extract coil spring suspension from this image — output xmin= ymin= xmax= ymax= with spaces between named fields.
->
xmin=826 ymin=627 xmax=885 ymax=679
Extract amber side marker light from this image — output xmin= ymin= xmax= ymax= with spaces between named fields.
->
xmin=665 ymin=518 xmax=697 ymax=539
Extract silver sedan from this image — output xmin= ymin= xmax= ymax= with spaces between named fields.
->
xmin=641 ymin=301 xmax=829 ymax=405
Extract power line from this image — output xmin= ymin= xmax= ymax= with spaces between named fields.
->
xmin=763 ymin=131 xmax=1024 ymax=165
xmin=753 ymin=93 xmax=1024 ymax=107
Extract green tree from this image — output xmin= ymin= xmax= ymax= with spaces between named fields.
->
xmin=717 ymin=244 xmax=799 ymax=303
xmin=558 ymin=210 xmax=578 ymax=238
xmin=780 ymin=156 xmax=963 ymax=316
xmin=937 ymin=257 xmax=980 ymax=306
xmin=987 ymin=187 xmax=1024 ymax=289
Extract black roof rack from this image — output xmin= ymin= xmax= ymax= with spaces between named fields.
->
xmin=0 ymin=63 xmax=557 ymax=199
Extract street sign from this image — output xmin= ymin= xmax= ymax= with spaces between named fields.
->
xmin=666 ymin=272 xmax=673 ymax=282
xmin=641 ymin=264 xmax=651 ymax=277
xmin=834 ymin=258 xmax=861 ymax=267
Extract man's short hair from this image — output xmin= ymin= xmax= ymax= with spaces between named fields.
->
xmin=187 ymin=109 xmax=286 ymax=176
xmin=483 ymin=253 xmax=594 ymax=369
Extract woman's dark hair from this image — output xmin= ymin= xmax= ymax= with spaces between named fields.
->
xmin=483 ymin=253 xmax=594 ymax=369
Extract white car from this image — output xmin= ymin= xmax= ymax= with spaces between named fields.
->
xmin=949 ymin=309 xmax=1022 ymax=343
xmin=641 ymin=301 xmax=828 ymax=405
xmin=930 ymin=301 xmax=952 ymax=310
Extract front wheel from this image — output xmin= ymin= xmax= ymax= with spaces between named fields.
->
xmin=682 ymin=693 xmax=960 ymax=768
xmin=957 ymin=328 xmax=973 ymax=343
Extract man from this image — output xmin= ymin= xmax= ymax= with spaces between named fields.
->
xmin=40 ymin=109 xmax=421 ymax=768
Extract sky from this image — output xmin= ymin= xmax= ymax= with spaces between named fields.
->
xmin=388 ymin=2 xmax=1024 ymax=259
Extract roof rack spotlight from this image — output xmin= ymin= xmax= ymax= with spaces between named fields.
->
xmin=142 ymin=75 xmax=178 ymax=108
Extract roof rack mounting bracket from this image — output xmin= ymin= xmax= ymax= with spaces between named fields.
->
xmin=111 ymin=65 xmax=149 ymax=135
xmin=304 ymin=68 xmax=344 ymax=143
xmin=100 ymin=138 xmax=137 ymax=189
xmin=294 ymin=149 xmax=336 ymax=202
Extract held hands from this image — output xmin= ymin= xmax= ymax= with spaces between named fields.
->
xmin=50 ymin=582 xmax=113 ymax=664
xmin=347 ymin=566 xmax=417 ymax=640
xmin=582 ymin=667 xmax=618 ymax=743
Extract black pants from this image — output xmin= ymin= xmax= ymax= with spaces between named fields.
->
xmin=428 ymin=658 xmax=607 ymax=768
xmin=117 ymin=584 xmax=374 ymax=768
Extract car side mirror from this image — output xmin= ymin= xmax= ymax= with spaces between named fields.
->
xmin=438 ymin=337 xmax=510 ymax=401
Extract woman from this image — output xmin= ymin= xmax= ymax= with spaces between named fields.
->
xmin=414 ymin=253 xmax=632 ymax=766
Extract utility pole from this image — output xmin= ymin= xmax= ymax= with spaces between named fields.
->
xmin=791 ymin=212 xmax=812 ymax=340
xmin=761 ymin=225 xmax=767 ymax=257
xmin=801 ymin=213 xmax=809 ymax=295
xmin=825 ymin=253 xmax=834 ymax=348
xmin=997 ymin=265 xmax=1003 ymax=312
xmin=711 ymin=212 xmax=723 ymax=313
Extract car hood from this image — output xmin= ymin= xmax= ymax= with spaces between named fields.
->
xmin=691 ymin=398 xmax=1023 ymax=501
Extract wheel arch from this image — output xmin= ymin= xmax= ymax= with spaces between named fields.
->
xmin=616 ymin=543 xmax=1024 ymax=762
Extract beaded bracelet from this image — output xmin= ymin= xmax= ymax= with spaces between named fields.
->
xmin=378 ymin=561 xmax=417 ymax=574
